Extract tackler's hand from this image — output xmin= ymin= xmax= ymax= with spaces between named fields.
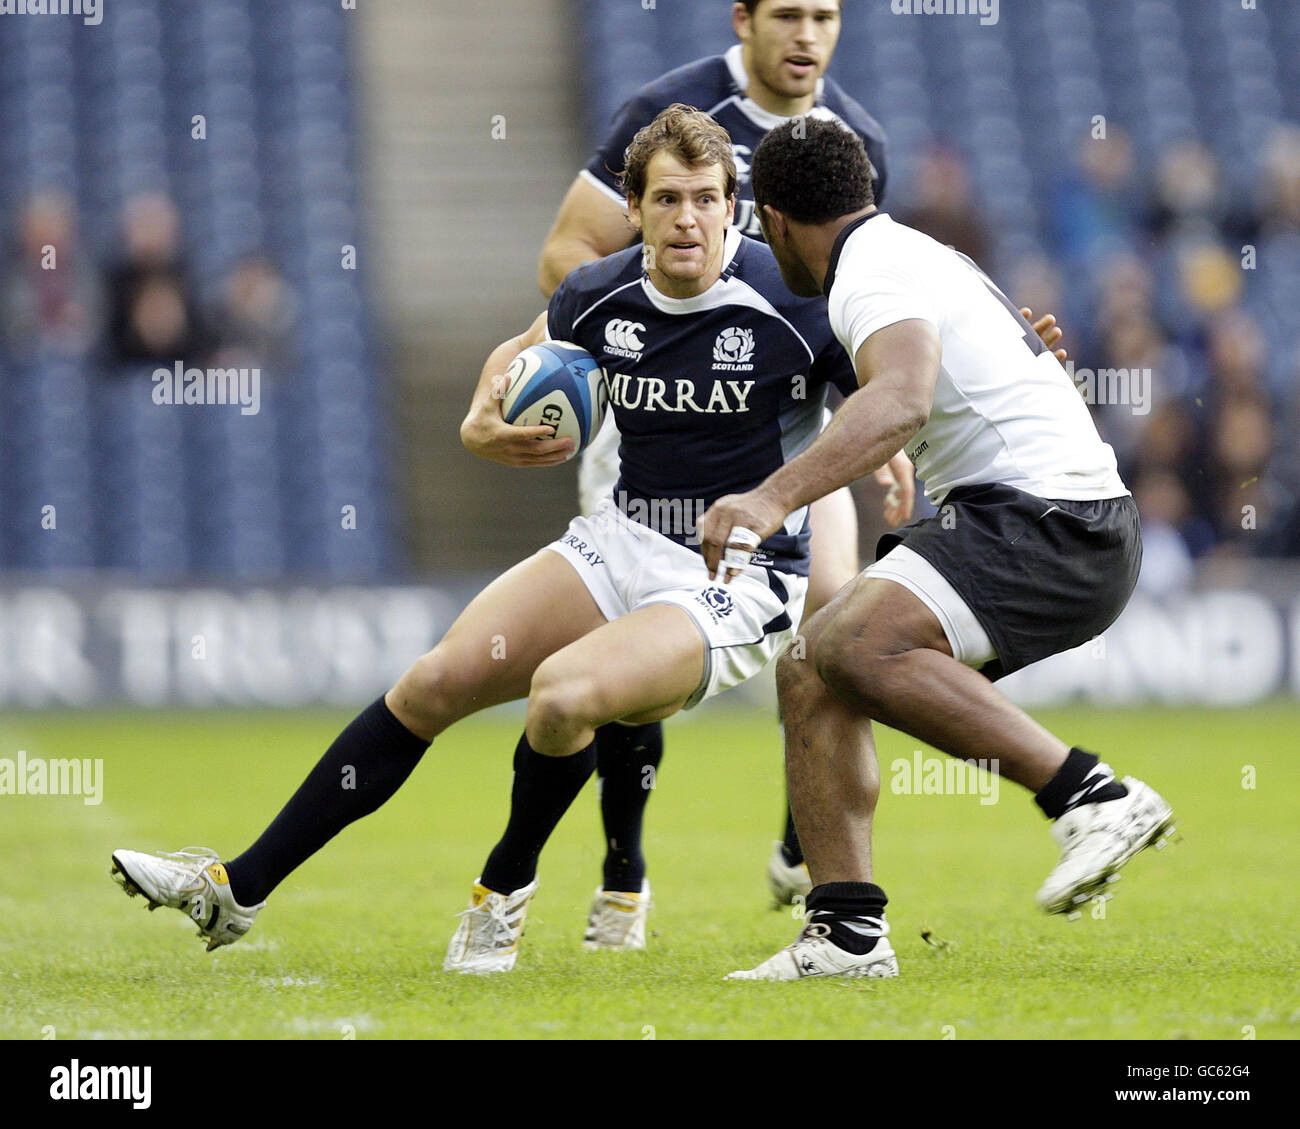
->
xmin=698 ymin=489 xmax=787 ymax=583
xmin=1022 ymin=306 xmax=1068 ymax=365
xmin=873 ymin=450 xmax=917 ymax=529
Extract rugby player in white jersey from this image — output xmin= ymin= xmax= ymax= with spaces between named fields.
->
xmin=699 ymin=118 xmax=1174 ymax=981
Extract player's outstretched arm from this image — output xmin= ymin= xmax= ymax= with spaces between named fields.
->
xmin=460 ymin=311 xmax=575 ymax=467
xmin=537 ymin=176 xmax=638 ymax=298
xmin=699 ymin=319 xmax=940 ymax=579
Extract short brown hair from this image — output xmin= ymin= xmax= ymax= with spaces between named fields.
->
xmin=619 ymin=104 xmax=738 ymax=202
xmin=738 ymin=0 xmax=842 ymax=14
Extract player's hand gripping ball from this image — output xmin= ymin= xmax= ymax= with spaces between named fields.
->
xmin=500 ymin=341 xmax=608 ymax=461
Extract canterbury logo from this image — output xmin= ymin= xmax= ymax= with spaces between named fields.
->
xmin=604 ymin=319 xmax=646 ymax=357
xmin=205 ymin=863 xmax=229 ymax=886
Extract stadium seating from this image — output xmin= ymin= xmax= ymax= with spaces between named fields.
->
xmin=0 ymin=0 xmax=395 ymax=579
xmin=577 ymin=0 xmax=1296 ymax=278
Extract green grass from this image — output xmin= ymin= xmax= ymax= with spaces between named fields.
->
xmin=1 ymin=703 xmax=1297 ymax=1040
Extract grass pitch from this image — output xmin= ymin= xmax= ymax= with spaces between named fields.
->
xmin=1 ymin=703 xmax=1297 ymax=1040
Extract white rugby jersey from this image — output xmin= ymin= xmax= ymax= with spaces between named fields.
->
xmin=824 ymin=213 xmax=1128 ymax=506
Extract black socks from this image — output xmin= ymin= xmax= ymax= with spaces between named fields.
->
xmin=780 ymin=808 xmax=804 ymax=867
xmin=1035 ymin=747 xmax=1128 ymax=820
xmin=596 ymin=720 xmax=663 ymax=892
xmin=805 ymin=882 xmax=889 ymax=955
xmin=477 ymin=721 xmax=663 ymax=895
xmin=225 ymin=696 xmax=431 ymax=906
xmin=480 ymin=733 xmax=598 ymax=894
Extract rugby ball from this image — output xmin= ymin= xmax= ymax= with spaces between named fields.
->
xmin=500 ymin=340 xmax=607 ymax=460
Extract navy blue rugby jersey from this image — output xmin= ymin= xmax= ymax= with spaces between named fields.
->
xmin=582 ymin=44 xmax=888 ymax=241
xmin=545 ymin=228 xmax=858 ymax=576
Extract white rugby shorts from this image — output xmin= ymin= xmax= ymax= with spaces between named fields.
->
xmin=546 ymin=497 xmax=807 ymax=707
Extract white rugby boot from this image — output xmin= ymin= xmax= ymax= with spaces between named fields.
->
xmin=583 ymin=880 xmax=651 ymax=950
xmin=1037 ymin=777 xmax=1176 ymax=914
xmin=727 ymin=916 xmax=898 ymax=982
xmin=766 ymin=841 xmax=812 ymax=908
xmin=444 ymin=878 xmax=538 ymax=973
xmin=111 ymin=847 xmax=264 ymax=951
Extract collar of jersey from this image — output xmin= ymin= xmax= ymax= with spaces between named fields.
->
xmin=823 ymin=210 xmax=887 ymax=298
xmin=723 ymin=44 xmax=825 ymax=131
xmin=640 ymin=227 xmax=744 ymax=314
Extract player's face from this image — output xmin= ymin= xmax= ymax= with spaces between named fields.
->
xmin=736 ymin=1 xmax=841 ymax=107
xmin=757 ymin=205 xmax=821 ymax=298
xmin=628 ymin=153 xmax=735 ymax=299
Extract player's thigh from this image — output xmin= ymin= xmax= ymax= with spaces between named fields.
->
xmin=391 ymin=549 xmax=607 ymax=723
xmin=804 ymin=486 xmax=860 ymax=623
xmin=529 ymin=603 xmax=706 ymax=728
xmin=810 ymin=571 xmax=953 ymax=675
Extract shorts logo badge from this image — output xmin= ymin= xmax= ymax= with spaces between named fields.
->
xmin=713 ymin=326 xmax=755 ymax=371
xmin=696 ymin=586 xmax=735 ymax=619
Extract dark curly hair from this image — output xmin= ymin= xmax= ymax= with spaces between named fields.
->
xmin=751 ymin=116 xmax=875 ymax=225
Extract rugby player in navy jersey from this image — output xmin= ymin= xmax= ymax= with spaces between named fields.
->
xmin=535 ymin=0 xmax=891 ymax=925
xmin=515 ymin=0 xmax=1065 ymax=941
xmin=105 ymin=107 xmax=915 ymax=968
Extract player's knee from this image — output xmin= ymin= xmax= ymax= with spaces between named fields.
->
xmin=391 ymin=651 xmax=463 ymax=731
xmin=813 ymin=623 xmax=893 ymax=712
xmin=526 ymin=661 xmax=601 ymax=746
xmin=775 ymin=643 xmax=820 ymax=703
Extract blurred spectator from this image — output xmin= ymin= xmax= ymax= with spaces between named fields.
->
xmin=1091 ymin=308 xmax=1190 ymax=470
xmin=103 ymin=191 xmax=209 ymax=367
xmin=1205 ymin=394 xmax=1275 ymax=555
xmin=1167 ymin=237 xmax=1244 ymax=327
xmin=1256 ymin=125 xmax=1300 ymax=237
xmin=210 ymin=252 xmax=299 ymax=372
xmin=1132 ymin=470 xmax=1196 ymax=594
xmin=897 ymin=144 xmax=992 ymax=264
xmin=1143 ymin=140 xmax=1249 ymax=244
xmin=0 ymin=189 xmax=102 ymax=360
xmin=1051 ymin=127 xmax=1142 ymax=271
xmin=1203 ymin=309 xmax=1268 ymax=400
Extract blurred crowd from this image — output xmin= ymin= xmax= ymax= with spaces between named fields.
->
xmin=896 ymin=124 xmax=1300 ymax=586
xmin=0 ymin=189 xmax=297 ymax=377
xmin=5 ymin=127 xmax=1298 ymax=587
